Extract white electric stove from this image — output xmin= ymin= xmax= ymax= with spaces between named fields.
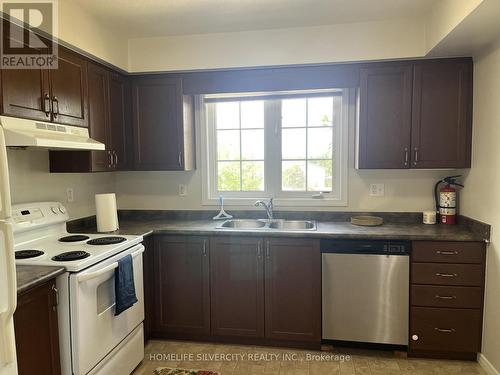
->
xmin=13 ymin=202 xmax=145 ymax=375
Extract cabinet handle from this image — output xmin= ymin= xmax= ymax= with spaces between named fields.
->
xmin=265 ymin=240 xmax=270 ymax=259
xmin=202 ymin=240 xmax=207 ymax=256
xmin=435 ymin=272 xmax=458 ymax=278
xmin=52 ymin=96 xmax=59 ymax=118
xmin=43 ymin=93 xmax=51 ymax=117
xmin=434 ymin=327 xmax=455 ymax=333
xmin=113 ymin=151 xmax=118 ymax=166
xmin=435 ymin=295 xmax=457 ymax=300
xmin=436 ymin=250 xmax=458 ymax=255
xmin=257 ymin=241 xmax=262 ymax=258
xmin=178 ymin=152 xmax=182 ymax=167
xmin=107 ymin=151 xmax=112 ymax=168
xmin=52 ymin=285 xmax=59 ymax=311
xmin=413 ymin=147 xmax=419 ymax=165
xmin=404 ymin=147 xmax=409 ymax=167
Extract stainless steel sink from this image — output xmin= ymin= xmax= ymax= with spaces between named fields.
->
xmin=218 ymin=219 xmax=267 ymax=229
xmin=217 ymin=219 xmax=316 ymax=231
xmin=268 ymin=220 xmax=316 ymax=230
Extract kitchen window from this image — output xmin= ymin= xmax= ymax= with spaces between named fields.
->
xmin=200 ymin=89 xmax=351 ymax=206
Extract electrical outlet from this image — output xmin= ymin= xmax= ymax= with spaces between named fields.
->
xmin=369 ymin=183 xmax=385 ymax=197
xmin=179 ymin=184 xmax=188 ymax=196
xmin=66 ymin=188 xmax=74 ymax=202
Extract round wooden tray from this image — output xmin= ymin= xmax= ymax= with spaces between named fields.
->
xmin=350 ymin=215 xmax=384 ymax=226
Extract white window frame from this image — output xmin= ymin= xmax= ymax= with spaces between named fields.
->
xmin=199 ymin=89 xmax=352 ymax=207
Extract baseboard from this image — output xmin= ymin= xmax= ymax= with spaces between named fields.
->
xmin=479 ymin=353 xmax=500 ymax=375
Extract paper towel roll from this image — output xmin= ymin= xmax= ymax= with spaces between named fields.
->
xmin=95 ymin=193 xmax=119 ymax=233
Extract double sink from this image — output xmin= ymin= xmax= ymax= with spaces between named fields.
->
xmin=217 ymin=219 xmax=317 ymax=231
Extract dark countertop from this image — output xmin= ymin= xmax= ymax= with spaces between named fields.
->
xmin=71 ymin=218 xmax=488 ymax=242
xmin=17 ymin=265 xmax=65 ymax=294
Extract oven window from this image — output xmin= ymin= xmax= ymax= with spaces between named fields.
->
xmin=96 ymin=277 xmax=115 ymax=315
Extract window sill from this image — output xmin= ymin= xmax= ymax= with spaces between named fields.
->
xmin=202 ymin=197 xmax=348 ymax=207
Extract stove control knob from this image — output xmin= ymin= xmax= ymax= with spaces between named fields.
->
xmin=51 ymin=207 xmax=59 ymax=214
xmin=59 ymin=206 xmax=67 ymax=214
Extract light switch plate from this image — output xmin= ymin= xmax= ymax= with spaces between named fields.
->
xmin=369 ymin=183 xmax=385 ymax=197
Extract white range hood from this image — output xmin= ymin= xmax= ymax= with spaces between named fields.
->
xmin=0 ymin=116 xmax=105 ymax=150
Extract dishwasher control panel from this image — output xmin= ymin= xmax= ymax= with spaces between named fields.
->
xmin=321 ymin=239 xmax=411 ymax=255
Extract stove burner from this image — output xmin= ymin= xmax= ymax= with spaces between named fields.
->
xmin=52 ymin=251 xmax=90 ymax=262
xmin=87 ymin=236 xmax=126 ymax=246
xmin=59 ymin=235 xmax=90 ymax=243
xmin=15 ymin=250 xmax=44 ymax=259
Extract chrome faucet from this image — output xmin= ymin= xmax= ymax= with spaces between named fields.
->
xmin=254 ymin=198 xmax=274 ymax=220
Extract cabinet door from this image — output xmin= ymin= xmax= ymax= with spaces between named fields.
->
xmin=142 ymin=235 xmax=154 ymax=342
xmin=210 ymin=236 xmax=264 ymax=338
xmin=1 ymin=66 xmax=50 ymax=121
xmin=108 ymin=72 xmax=130 ymax=170
xmin=411 ymin=60 xmax=472 ymax=168
xmin=14 ymin=280 xmax=61 ymax=375
xmin=87 ymin=62 xmax=110 ymax=171
xmin=265 ymin=238 xmax=321 ymax=343
xmin=358 ymin=65 xmax=413 ymax=168
xmin=132 ymin=77 xmax=184 ymax=170
xmin=153 ymin=236 xmax=210 ymax=337
xmin=50 ymin=47 xmax=88 ymax=127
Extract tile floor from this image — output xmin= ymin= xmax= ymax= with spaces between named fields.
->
xmin=133 ymin=340 xmax=486 ymax=375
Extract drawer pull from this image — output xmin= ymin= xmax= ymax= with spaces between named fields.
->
xmin=435 ymin=272 xmax=458 ymax=278
xmin=436 ymin=250 xmax=458 ymax=255
xmin=435 ymin=295 xmax=457 ymax=300
xmin=434 ymin=327 xmax=456 ymax=333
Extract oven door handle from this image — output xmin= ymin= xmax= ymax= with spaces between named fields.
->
xmin=76 ymin=247 xmax=144 ymax=283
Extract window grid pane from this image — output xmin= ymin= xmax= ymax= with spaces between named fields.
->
xmin=215 ymin=101 xmax=265 ymax=192
xmin=281 ymin=97 xmax=335 ymax=192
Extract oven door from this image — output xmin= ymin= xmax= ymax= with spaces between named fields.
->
xmin=69 ymin=243 xmax=144 ymax=375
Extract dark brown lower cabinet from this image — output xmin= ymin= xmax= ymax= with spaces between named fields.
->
xmin=148 ymin=234 xmax=321 ymax=348
xmin=14 ymin=279 xmax=61 ymax=375
xmin=210 ymin=236 xmax=264 ymax=339
xmin=143 ymin=234 xmax=154 ymax=342
xmin=409 ymin=240 xmax=486 ymax=360
xmin=265 ymin=238 xmax=321 ymax=343
xmin=152 ymin=235 xmax=210 ymax=338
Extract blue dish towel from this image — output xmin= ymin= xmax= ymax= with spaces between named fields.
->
xmin=114 ymin=254 xmax=138 ymax=316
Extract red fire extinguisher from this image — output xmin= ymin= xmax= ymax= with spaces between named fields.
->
xmin=434 ymin=176 xmax=464 ymax=225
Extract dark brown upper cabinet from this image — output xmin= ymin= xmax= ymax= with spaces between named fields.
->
xmin=132 ymin=76 xmax=195 ymax=171
xmin=210 ymin=236 xmax=265 ymax=339
xmin=357 ymin=58 xmax=472 ymax=169
xmin=108 ymin=72 xmax=131 ymax=170
xmin=1 ymin=46 xmax=88 ymax=128
xmin=49 ymin=64 xmax=130 ymax=173
xmin=358 ymin=65 xmax=413 ymax=169
xmin=411 ymin=60 xmax=472 ymax=169
xmin=50 ymin=48 xmax=88 ymax=127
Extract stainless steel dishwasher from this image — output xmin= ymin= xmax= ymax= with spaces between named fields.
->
xmin=322 ymin=239 xmax=410 ymax=346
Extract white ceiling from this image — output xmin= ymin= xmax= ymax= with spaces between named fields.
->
xmin=70 ymin=0 xmax=436 ymax=38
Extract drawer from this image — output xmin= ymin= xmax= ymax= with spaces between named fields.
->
xmin=411 ymin=263 xmax=483 ymax=286
xmin=412 ymin=241 xmax=484 ymax=264
xmin=410 ymin=307 xmax=481 ymax=353
xmin=411 ymin=285 xmax=483 ymax=309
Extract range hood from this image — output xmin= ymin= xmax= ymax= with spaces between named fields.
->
xmin=0 ymin=116 xmax=105 ymax=150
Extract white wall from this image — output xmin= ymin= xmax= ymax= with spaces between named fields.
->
xmin=128 ymin=17 xmax=425 ymax=72
xmin=7 ymin=149 xmax=115 ymax=219
xmin=115 ymin=112 xmax=458 ymax=212
xmin=460 ymin=39 xmax=500 ymax=373
xmin=58 ymin=0 xmax=128 ymax=70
